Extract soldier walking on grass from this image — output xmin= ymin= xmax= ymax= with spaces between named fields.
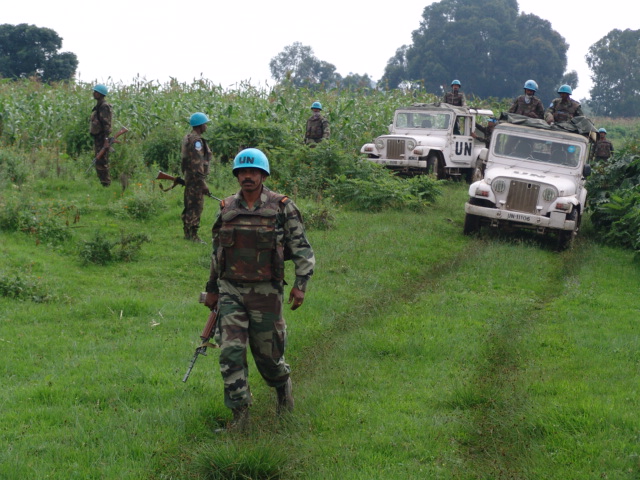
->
xmin=508 ymin=79 xmax=545 ymax=119
xmin=304 ymin=101 xmax=330 ymax=145
xmin=181 ymin=112 xmax=212 ymax=242
xmin=90 ymin=84 xmax=113 ymax=187
xmin=203 ymin=148 xmax=315 ymax=431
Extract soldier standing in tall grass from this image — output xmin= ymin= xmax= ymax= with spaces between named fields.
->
xmin=203 ymin=148 xmax=316 ymax=431
xmin=89 ymin=84 xmax=112 ymax=187
xmin=304 ymin=101 xmax=330 ymax=146
xmin=181 ymin=112 xmax=212 ymax=243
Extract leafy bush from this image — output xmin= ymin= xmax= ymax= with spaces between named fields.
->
xmin=207 ymin=118 xmax=288 ymax=163
xmin=296 ymin=198 xmax=337 ymax=231
xmin=0 ymin=149 xmax=30 ymax=186
xmin=0 ymin=269 xmax=56 ymax=302
xmin=142 ymin=125 xmax=183 ymax=172
xmin=327 ymin=160 xmax=442 ymax=211
xmin=587 ymin=140 xmax=640 ymax=253
xmin=107 ymin=186 xmax=164 ymax=220
xmin=0 ymin=199 xmax=77 ymax=245
xmin=63 ymin=115 xmax=93 ymax=158
xmin=79 ymin=231 xmax=150 ymax=265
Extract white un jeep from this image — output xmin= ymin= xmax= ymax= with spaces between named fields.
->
xmin=463 ymin=118 xmax=595 ymax=249
xmin=361 ymin=103 xmax=494 ymax=180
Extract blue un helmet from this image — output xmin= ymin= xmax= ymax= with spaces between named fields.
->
xmin=233 ymin=148 xmax=270 ymax=176
xmin=311 ymin=101 xmax=322 ymax=110
xmin=93 ymin=84 xmax=108 ymax=96
xmin=451 ymin=79 xmax=461 ymax=86
xmin=523 ymin=79 xmax=538 ymax=92
xmin=598 ymin=128 xmax=607 ymax=133
xmin=189 ymin=112 xmax=210 ymax=127
xmin=558 ymin=84 xmax=573 ymax=95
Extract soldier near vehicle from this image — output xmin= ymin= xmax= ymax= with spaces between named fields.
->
xmin=89 ymin=84 xmax=113 ymax=187
xmin=545 ymin=84 xmax=583 ymax=124
xmin=181 ymin=112 xmax=212 ymax=243
xmin=508 ymin=79 xmax=545 ymax=119
xmin=203 ymin=148 xmax=316 ymax=431
xmin=304 ymin=101 xmax=330 ymax=145
xmin=472 ymin=117 xmax=497 ymax=149
xmin=594 ymin=128 xmax=614 ymax=162
xmin=442 ymin=79 xmax=467 ymax=106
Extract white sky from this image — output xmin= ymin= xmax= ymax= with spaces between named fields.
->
xmin=4 ymin=0 xmax=634 ymax=100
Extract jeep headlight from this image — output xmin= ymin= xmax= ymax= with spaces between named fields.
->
xmin=375 ymin=138 xmax=385 ymax=150
xmin=542 ymin=187 xmax=557 ymax=202
xmin=492 ymin=179 xmax=506 ymax=194
xmin=407 ymin=139 xmax=416 ymax=151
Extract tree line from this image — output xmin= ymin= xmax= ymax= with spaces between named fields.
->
xmin=1 ymin=0 xmax=638 ymax=117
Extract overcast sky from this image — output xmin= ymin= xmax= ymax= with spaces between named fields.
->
xmin=4 ymin=0 xmax=634 ymax=99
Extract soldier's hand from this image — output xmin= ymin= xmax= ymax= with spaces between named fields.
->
xmin=288 ymin=287 xmax=305 ymax=310
xmin=204 ymin=292 xmax=219 ymax=310
xmin=202 ymin=186 xmax=210 ymax=196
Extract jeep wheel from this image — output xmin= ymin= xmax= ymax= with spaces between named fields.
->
xmin=557 ymin=209 xmax=580 ymax=250
xmin=463 ymin=213 xmax=481 ymax=235
xmin=470 ymin=159 xmax=484 ymax=183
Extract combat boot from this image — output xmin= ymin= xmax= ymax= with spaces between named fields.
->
xmin=276 ymin=377 xmax=294 ymax=414
xmin=190 ymin=227 xmax=206 ymax=244
xmin=229 ymin=405 xmax=250 ymax=432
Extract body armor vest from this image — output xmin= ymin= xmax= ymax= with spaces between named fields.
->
xmin=595 ymin=140 xmax=613 ymax=158
xmin=306 ymin=115 xmax=324 ymax=139
xmin=217 ymin=191 xmax=287 ymax=282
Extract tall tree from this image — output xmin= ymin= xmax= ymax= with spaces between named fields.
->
xmin=380 ymin=0 xmax=568 ymax=103
xmin=0 ymin=23 xmax=78 ymax=82
xmin=269 ymin=42 xmax=341 ymax=89
xmin=586 ymin=28 xmax=640 ymax=117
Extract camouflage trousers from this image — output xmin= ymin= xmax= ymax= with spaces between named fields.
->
xmin=92 ymin=134 xmax=111 ymax=187
xmin=215 ymin=279 xmax=290 ymax=409
xmin=181 ymin=181 xmax=204 ymax=238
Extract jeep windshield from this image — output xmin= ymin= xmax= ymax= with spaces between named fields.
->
xmin=492 ymin=132 xmax=583 ymax=168
xmin=395 ymin=112 xmax=451 ymax=130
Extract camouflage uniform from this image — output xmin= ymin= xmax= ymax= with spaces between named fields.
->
xmin=442 ymin=91 xmax=467 ymax=106
xmin=594 ymin=138 xmax=614 ymax=162
xmin=181 ymin=130 xmax=212 ymax=240
xmin=304 ymin=113 xmax=330 ymax=145
xmin=474 ymin=123 xmax=495 ymax=148
xmin=89 ymin=97 xmax=112 ymax=187
xmin=206 ymin=186 xmax=315 ymax=410
xmin=544 ymin=98 xmax=583 ymax=124
xmin=508 ymin=95 xmax=545 ymax=119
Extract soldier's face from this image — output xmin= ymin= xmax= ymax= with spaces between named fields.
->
xmin=524 ymin=89 xmax=535 ymax=97
xmin=237 ymin=168 xmax=266 ymax=194
xmin=452 ymin=85 xmax=459 ymax=92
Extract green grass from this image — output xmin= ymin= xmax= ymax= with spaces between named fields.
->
xmin=2 ymin=176 xmax=639 ymax=479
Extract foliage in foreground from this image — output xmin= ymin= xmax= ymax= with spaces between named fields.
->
xmin=587 ymin=139 xmax=640 ymax=254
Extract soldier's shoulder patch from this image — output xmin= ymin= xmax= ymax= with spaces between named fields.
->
xmin=194 ymin=141 xmax=203 ymax=151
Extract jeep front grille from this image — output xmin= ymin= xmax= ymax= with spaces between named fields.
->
xmin=506 ymin=180 xmax=540 ymax=213
xmin=386 ymin=139 xmax=405 ymax=160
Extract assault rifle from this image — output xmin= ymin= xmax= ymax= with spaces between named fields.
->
xmin=156 ymin=171 xmax=222 ymax=201
xmin=86 ymin=126 xmax=129 ymax=172
xmin=182 ymin=293 xmax=219 ymax=383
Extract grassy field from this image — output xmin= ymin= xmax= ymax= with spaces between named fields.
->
xmin=2 ymin=171 xmax=639 ymax=479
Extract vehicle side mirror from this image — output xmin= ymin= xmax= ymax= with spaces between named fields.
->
xmin=479 ymin=148 xmax=488 ymax=161
xmin=388 ymin=124 xmax=393 ymax=134
xmin=583 ymin=164 xmax=592 ymax=177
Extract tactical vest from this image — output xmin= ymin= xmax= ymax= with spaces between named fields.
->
xmin=595 ymin=140 xmax=613 ymax=158
xmin=443 ymin=92 xmax=464 ymax=106
xmin=306 ymin=115 xmax=324 ymax=139
xmin=551 ymin=99 xmax=580 ymax=123
xmin=216 ymin=191 xmax=288 ymax=282
xmin=90 ymin=102 xmax=111 ymax=136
